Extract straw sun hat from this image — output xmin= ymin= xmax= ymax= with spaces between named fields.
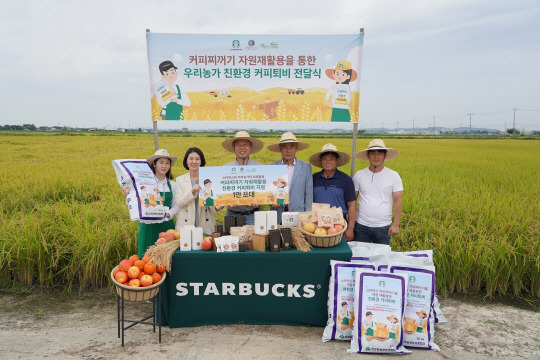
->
xmin=221 ymin=131 xmax=264 ymax=154
xmin=355 ymin=139 xmax=399 ymax=161
xmin=147 ymin=149 xmax=177 ymax=166
xmin=309 ymin=143 xmax=350 ymax=168
xmin=325 ymin=60 xmax=358 ymax=82
xmin=267 ymin=132 xmax=309 ymax=152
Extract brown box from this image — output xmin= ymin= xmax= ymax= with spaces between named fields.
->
xmin=211 ymin=232 xmax=220 ymax=251
xmin=252 ymin=233 xmax=268 ymax=252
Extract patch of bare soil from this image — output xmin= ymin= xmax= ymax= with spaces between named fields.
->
xmin=0 ymin=288 xmax=538 ymax=360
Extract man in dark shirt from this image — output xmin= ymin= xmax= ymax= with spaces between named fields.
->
xmin=309 ymin=143 xmax=356 ymax=241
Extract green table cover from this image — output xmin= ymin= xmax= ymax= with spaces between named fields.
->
xmin=160 ymin=238 xmax=352 ymax=327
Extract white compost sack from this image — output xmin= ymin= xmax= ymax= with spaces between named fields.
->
xmin=402 ymin=250 xmax=447 ymax=323
xmin=348 ymin=242 xmax=391 ymax=264
xmin=389 ymin=263 xmax=440 ymax=351
xmin=348 ymin=269 xmax=410 ymax=354
xmin=322 ymin=261 xmax=375 ymax=342
xmin=112 ymin=159 xmax=166 ymax=223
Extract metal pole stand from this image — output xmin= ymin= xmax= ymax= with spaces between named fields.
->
xmin=116 ymin=284 xmax=163 ymax=347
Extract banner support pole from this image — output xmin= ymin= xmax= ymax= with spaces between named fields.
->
xmin=153 ymin=121 xmax=159 ymax=151
xmin=350 ymin=28 xmax=364 ymax=177
xmin=351 ymin=122 xmax=358 ymax=177
xmin=147 ymin=28 xmax=159 ymax=151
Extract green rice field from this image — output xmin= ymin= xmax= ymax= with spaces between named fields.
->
xmin=0 ymin=132 xmax=538 ymax=298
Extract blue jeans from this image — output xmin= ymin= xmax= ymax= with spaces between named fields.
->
xmin=226 ymin=208 xmax=255 ymax=225
xmin=354 ymin=222 xmax=391 ymax=245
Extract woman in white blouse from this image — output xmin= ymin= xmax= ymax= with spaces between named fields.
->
xmin=175 ymin=147 xmax=223 ymax=235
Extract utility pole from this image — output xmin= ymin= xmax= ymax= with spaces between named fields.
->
xmin=412 ymin=119 xmax=415 ymax=135
xmin=513 ymin=108 xmax=517 ymax=136
xmin=433 ymin=116 xmax=435 ymax=135
xmin=468 ymin=112 xmax=473 ymax=134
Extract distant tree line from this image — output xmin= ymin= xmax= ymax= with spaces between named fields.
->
xmin=1 ymin=124 xmax=37 ymax=131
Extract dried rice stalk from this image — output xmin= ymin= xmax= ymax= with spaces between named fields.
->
xmin=291 ymin=226 xmax=312 ymax=252
xmin=144 ymin=241 xmax=179 ymax=272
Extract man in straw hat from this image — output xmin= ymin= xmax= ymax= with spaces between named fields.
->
xmin=353 ymin=139 xmax=403 ymax=245
xmin=222 ymin=131 xmax=264 ymax=225
xmin=309 ymin=143 xmax=356 ymax=241
xmin=267 ymin=132 xmax=313 ymax=223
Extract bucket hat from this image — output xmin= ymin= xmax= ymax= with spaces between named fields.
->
xmin=147 ymin=149 xmax=177 ymax=166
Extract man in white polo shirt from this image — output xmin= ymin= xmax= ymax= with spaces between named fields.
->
xmin=353 ymin=139 xmax=403 ymax=244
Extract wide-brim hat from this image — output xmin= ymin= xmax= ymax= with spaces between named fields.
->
xmin=147 ymin=149 xmax=177 ymax=166
xmin=273 ymin=178 xmax=287 ymax=187
xmin=221 ymin=130 xmax=264 ymax=154
xmin=267 ymin=132 xmax=309 ymax=152
xmin=416 ymin=310 xmax=427 ymax=318
xmin=309 ymin=143 xmax=350 ymax=168
xmin=355 ymin=139 xmax=399 ymax=161
xmin=387 ymin=314 xmax=399 ymax=323
xmin=325 ymin=60 xmax=358 ymax=82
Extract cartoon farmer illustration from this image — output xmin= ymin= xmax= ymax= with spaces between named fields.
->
xmin=272 ymin=177 xmax=287 ymax=205
xmin=154 ymin=60 xmax=191 ymax=121
xmin=387 ymin=314 xmax=399 ymax=339
xmin=338 ymin=302 xmax=354 ymax=331
xmin=140 ymin=186 xmax=150 ymax=207
xmin=153 ymin=187 xmax=162 ymax=205
xmin=202 ymin=179 xmax=214 ymax=206
xmin=325 ymin=60 xmax=357 ymax=122
xmin=363 ymin=311 xmax=375 ymax=336
xmin=415 ymin=309 xmax=428 ymax=333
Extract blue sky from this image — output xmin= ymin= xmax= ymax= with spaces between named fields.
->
xmin=0 ymin=0 xmax=539 ymax=131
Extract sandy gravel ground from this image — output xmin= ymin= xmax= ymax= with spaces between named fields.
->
xmin=0 ymin=288 xmax=538 ymax=360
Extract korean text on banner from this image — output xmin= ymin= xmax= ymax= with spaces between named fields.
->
xmin=146 ymin=33 xmax=363 ymax=122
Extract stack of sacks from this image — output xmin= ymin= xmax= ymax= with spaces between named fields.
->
xmin=322 ymin=242 xmax=447 ymax=354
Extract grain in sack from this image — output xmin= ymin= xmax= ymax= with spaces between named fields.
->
xmin=322 ymin=260 xmax=375 ymax=342
xmin=348 ymin=269 xmax=410 ymax=354
xmin=112 ymin=159 xmax=166 ymax=223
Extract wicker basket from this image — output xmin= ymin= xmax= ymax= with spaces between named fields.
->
xmin=299 ymin=222 xmax=347 ymax=248
xmin=110 ymin=266 xmax=166 ymax=302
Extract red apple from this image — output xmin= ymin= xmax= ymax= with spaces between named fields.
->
xmin=115 ymin=271 xmax=128 ymax=284
xmin=118 ymin=259 xmax=131 ymax=272
xmin=202 ymin=237 xmax=213 ymax=251
xmin=127 ymin=266 xmax=141 ymax=279
xmin=155 ymin=238 xmax=167 ymax=245
xmin=158 ymin=232 xmax=168 ymax=239
xmin=140 ymin=275 xmax=153 ymax=287
xmin=133 ymin=259 xmax=145 ymax=271
xmin=128 ymin=279 xmax=140 ymax=287
xmin=128 ymin=254 xmax=140 ymax=266
xmin=334 ymin=224 xmax=344 ymax=232
xmin=112 ymin=267 xmax=119 ymax=278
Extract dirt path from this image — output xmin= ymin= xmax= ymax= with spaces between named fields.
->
xmin=0 ymin=289 xmax=538 ymax=360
